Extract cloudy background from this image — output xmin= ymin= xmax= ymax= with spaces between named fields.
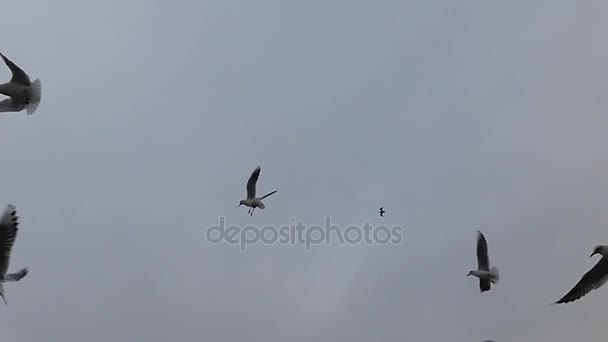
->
xmin=0 ymin=0 xmax=606 ymax=340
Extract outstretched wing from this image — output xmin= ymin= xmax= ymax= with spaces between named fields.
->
xmin=259 ymin=190 xmax=277 ymax=200
xmin=246 ymin=166 xmax=261 ymax=199
xmin=0 ymin=98 xmax=25 ymax=113
xmin=476 ymin=231 xmax=490 ymax=271
xmin=0 ymin=204 xmax=19 ymax=275
xmin=554 ymin=257 xmax=608 ymax=304
xmin=0 ymin=53 xmax=31 ymax=86
xmin=479 ymin=278 xmax=491 ymax=292
xmin=5 ymin=268 xmax=28 ymax=282
xmin=476 ymin=231 xmax=492 ymax=292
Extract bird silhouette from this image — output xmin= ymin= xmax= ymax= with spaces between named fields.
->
xmin=238 ymin=166 xmax=277 ymax=216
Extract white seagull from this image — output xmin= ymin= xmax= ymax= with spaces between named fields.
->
xmin=0 ymin=204 xmax=28 ymax=305
xmin=553 ymin=244 xmax=608 ymax=304
xmin=0 ymin=52 xmax=41 ymax=115
xmin=239 ymin=166 xmax=277 ymax=216
xmin=468 ymin=231 xmax=500 ymax=293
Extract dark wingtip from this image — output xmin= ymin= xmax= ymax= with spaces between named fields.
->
xmin=0 ymin=53 xmax=9 ymax=66
xmin=553 ymin=296 xmax=576 ymax=305
xmin=551 ymin=299 xmax=569 ymax=305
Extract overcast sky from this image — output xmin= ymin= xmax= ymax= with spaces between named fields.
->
xmin=0 ymin=0 xmax=607 ymax=341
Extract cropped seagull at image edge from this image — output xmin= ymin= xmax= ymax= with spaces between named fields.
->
xmin=467 ymin=231 xmax=500 ymax=293
xmin=0 ymin=204 xmax=29 ymax=305
xmin=553 ymin=244 xmax=608 ymax=304
xmin=239 ymin=166 xmax=277 ymax=216
xmin=0 ymin=53 xmax=41 ymax=115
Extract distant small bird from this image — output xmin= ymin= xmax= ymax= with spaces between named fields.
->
xmin=239 ymin=166 xmax=277 ymax=216
xmin=468 ymin=231 xmax=499 ymax=293
xmin=379 ymin=207 xmax=385 ymax=217
xmin=553 ymin=244 xmax=608 ymax=304
xmin=0 ymin=204 xmax=29 ymax=305
xmin=0 ymin=53 xmax=41 ymax=115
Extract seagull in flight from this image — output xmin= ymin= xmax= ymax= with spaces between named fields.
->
xmin=553 ymin=244 xmax=608 ymax=304
xmin=467 ymin=231 xmax=499 ymax=293
xmin=239 ymin=166 xmax=277 ymax=216
xmin=0 ymin=52 xmax=41 ymax=115
xmin=379 ymin=207 xmax=385 ymax=217
xmin=0 ymin=204 xmax=28 ymax=305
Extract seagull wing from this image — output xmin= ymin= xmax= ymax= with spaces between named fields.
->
xmin=0 ymin=204 xmax=19 ymax=276
xmin=246 ymin=166 xmax=260 ymax=199
xmin=0 ymin=53 xmax=31 ymax=86
xmin=259 ymin=190 xmax=277 ymax=200
xmin=476 ymin=231 xmax=490 ymax=271
xmin=0 ymin=98 xmax=24 ymax=113
xmin=554 ymin=256 xmax=608 ymax=304
xmin=479 ymin=278 xmax=491 ymax=292
xmin=476 ymin=231 xmax=492 ymax=292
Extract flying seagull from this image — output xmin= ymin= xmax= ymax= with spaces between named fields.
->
xmin=379 ymin=207 xmax=385 ymax=217
xmin=0 ymin=53 xmax=41 ymax=115
xmin=239 ymin=166 xmax=277 ymax=216
xmin=553 ymin=245 xmax=608 ymax=304
xmin=0 ymin=204 xmax=28 ymax=305
xmin=468 ymin=231 xmax=500 ymax=293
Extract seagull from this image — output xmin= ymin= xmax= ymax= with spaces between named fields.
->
xmin=468 ymin=231 xmax=499 ymax=293
xmin=0 ymin=204 xmax=28 ymax=305
xmin=0 ymin=53 xmax=41 ymax=115
xmin=379 ymin=207 xmax=385 ymax=217
xmin=553 ymin=245 xmax=608 ymax=304
xmin=239 ymin=166 xmax=277 ymax=216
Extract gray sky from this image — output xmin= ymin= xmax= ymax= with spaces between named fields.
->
xmin=0 ymin=0 xmax=607 ymax=341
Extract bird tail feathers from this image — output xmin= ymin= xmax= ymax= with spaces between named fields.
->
xmin=26 ymin=78 xmax=41 ymax=115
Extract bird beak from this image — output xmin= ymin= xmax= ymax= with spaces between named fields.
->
xmin=591 ymin=252 xmax=597 ymax=257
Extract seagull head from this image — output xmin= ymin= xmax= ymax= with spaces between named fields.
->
xmin=467 ymin=270 xmax=474 ymax=277
xmin=591 ymin=245 xmax=607 ymax=257
xmin=238 ymin=200 xmax=245 ymax=207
